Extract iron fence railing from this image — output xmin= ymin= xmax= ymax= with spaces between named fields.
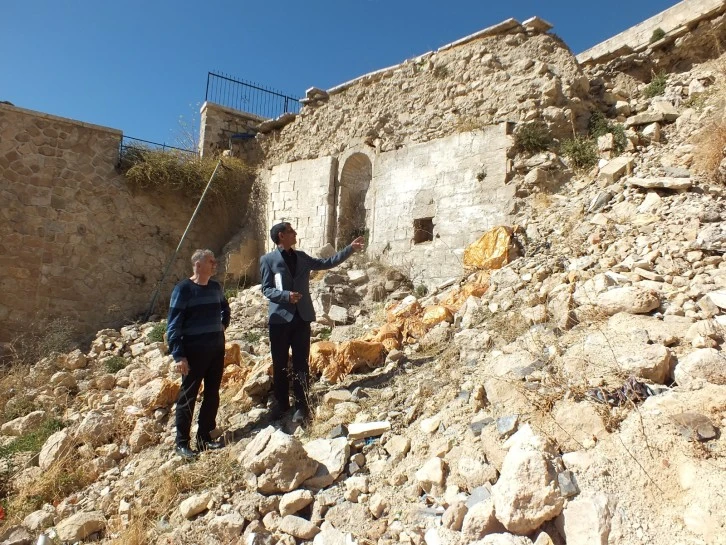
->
xmin=205 ymin=71 xmax=301 ymax=119
xmin=120 ymin=136 xmax=197 ymax=156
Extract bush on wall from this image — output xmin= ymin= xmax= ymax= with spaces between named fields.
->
xmin=118 ymin=147 xmax=253 ymax=200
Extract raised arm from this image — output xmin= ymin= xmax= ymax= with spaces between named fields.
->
xmin=305 ymin=236 xmax=365 ymax=271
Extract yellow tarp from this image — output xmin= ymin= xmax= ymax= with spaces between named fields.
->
xmin=463 ymin=225 xmax=517 ymax=271
xmin=422 ymin=305 xmax=454 ymax=326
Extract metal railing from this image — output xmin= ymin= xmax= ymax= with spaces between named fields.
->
xmin=120 ymin=136 xmax=197 ymax=156
xmin=205 ymin=71 xmax=301 ymax=119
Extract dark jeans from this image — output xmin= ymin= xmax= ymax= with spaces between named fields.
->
xmin=175 ymin=344 xmax=224 ymax=446
xmin=269 ymin=313 xmax=312 ymax=414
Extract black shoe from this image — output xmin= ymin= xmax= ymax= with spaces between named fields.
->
xmin=292 ymin=408 xmax=310 ymax=425
xmin=175 ymin=444 xmax=198 ymax=460
xmin=196 ymin=436 xmax=224 ymax=451
xmin=268 ymin=401 xmax=290 ymax=421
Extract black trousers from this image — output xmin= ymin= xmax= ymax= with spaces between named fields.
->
xmin=174 ymin=344 xmax=224 ymax=446
xmin=269 ymin=312 xmax=311 ymax=413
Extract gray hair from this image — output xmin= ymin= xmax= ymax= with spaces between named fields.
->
xmin=191 ymin=249 xmax=215 ymax=265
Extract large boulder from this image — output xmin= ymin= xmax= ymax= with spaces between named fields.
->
xmin=76 ymin=410 xmax=114 ymax=447
xmin=674 ymin=348 xmax=726 ymax=388
xmin=491 ymin=426 xmax=564 ymax=534
xmin=39 ymin=429 xmax=74 ymax=470
xmin=238 ymin=426 xmax=318 ymax=494
xmin=556 ymin=493 xmax=612 ymax=545
xmin=303 ymin=437 xmax=349 ymax=489
xmin=55 ymin=511 xmax=106 ymax=542
xmin=595 ymin=287 xmax=660 ymax=315
xmin=0 ymin=410 xmax=46 ymax=436
xmin=132 ymin=378 xmax=179 ymax=412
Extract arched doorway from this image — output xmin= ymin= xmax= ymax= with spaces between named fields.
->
xmin=336 ymin=153 xmax=372 ymax=249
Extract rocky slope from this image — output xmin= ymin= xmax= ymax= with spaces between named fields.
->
xmin=2 ymin=36 xmax=726 ymax=545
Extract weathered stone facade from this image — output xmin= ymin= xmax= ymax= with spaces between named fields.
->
xmin=577 ymin=0 xmax=726 ymax=66
xmin=207 ymin=19 xmax=590 ymax=286
xmin=0 ymin=104 xmax=241 ymax=342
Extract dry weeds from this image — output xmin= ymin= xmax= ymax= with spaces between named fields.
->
xmin=692 ymin=117 xmax=726 ymax=182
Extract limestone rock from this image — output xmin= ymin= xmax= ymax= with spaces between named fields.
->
xmin=23 ymin=509 xmax=54 ymax=531
xmin=347 ymin=421 xmax=390 ymax=440
xmin=442 ymin=501 xmax=467 ymax=531
xmin=674 ymin=348 xmax=726 ymax=388
xmin=50 ymin=371 xmax=76 ymax=390
xmin=0 ymin=410 xmax=46 ymax=436
xmin=239 ymin=426 xmax=318 ymax=494
xmin=278 ymin=515 xmax=320 ymax=539
xmin=39 ymin=429 xmax=74 ymax=470
xmin=279 ymin=490 xmax=314 ymax=517
xmin=491 ymin=429 xmax=564 ymax=534
xmin=0 ymin=526 xmax=32 ymax=545
xmin=462 ymin=499 xmax=503 ymax=539
xmin=303 ymin=437 xmax=349 ymax=488
xmin=55 ymin=510 xmax=106 ymax=542
xmin=209 ymin=513 xmax=246 ymax=541
xmin=478 ymin=534 xmax=534 ymax=544
xmin=129 ymin=417 xmax=158 ymax=453
xmin=180 ymin=492 xmax=211 ymax=519
xmin=132 ymin=378 xmax=179 ymax=412
xmin=557 ymin=493 xmax=611 ymax=545
xmin=416 ymin=457 xmax=447 ymax=494
xmin=615 ymin=344 xmax=672 ymax=383
xmin=627 ymin=177 xmax=691 ymax=190
xmin=55 ymin=349 xmax=88 ymax=370
xmin=76 ymin=409 xmax=114 ymax=447
xmin=595 ymin=287 xmax=660 ymax=315
xmin=313 ymin=526 xmax=351 ymax=545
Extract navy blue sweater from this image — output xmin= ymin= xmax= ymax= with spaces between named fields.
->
xmin=166 ymin=278 xmax=231 ymax=361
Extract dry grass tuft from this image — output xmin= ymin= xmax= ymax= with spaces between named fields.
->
xmin=4 ymin=455 xmax=95 ymax=524
xmin=692 ymin=118 xmax=726 ymax=182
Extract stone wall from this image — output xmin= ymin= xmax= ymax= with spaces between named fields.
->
xmin=260 ymin=125 xmax=513 ymax=286
xmin=577 ymin=0 xmax=726 ymax=66
xmin=253 ymin=19 xmax=590 ymax=165
xmin=202 ymin=18 xmax=592 ymax=286
xmin=367 ymin=125 xmax=513 ymax=285
xmin=0 ymin=103 xmax=241 ymax=343
xmin=199 ymin=102 xmax=264 ymax=160
xmin=261 ymin=156 xmax=337 ymax=253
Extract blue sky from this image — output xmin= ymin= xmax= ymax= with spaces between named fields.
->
xmin=2 ymin=1 xmax=677 ymax=146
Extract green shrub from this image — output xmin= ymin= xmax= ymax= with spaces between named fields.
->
xmin=243 ymin=330 xmax=262 ymax=344
xmin=0 ymin=418 xmax=65 ymax=458
xmin=588 ymin=111 xmax=627 ymax=154
xmin=561 ymin=137 xmax=599 ymax=170
xmin=514 ymin=121 xmax=552 ymax=154
xmin=224 ymin=288 xmax=239 ymax=300
xmin=147 ymin=322 xmax=166 ymax=344
xmin=104 ymin=356 xmax=129 ymax=374
xmin=643 ymin=71 xmax=667 ymax=98
xmin=119 ymin=148 xmax=252 ymax=200
xmin=650 ymin=28 xmax=666 ymax=43
xmin=2 ymin=396 xmax=37 ymax=423
xmin=415 ymin=284 xmax=429 ymax=298
xmin=319 ymin=327 xmax=332 ymax=341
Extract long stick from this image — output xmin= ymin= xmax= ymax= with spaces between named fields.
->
xmin=145 ymin=158 xmax=224 ymax=319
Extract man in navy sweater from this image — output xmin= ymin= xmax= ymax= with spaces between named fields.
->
xmin=260 ymin=223 xmax=364 ymax=424
xmin=167 ymin=249 xmax=230 ymax=459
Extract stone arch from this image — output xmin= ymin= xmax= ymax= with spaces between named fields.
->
xmin=335 ymin=152 xmax=372 ymax=248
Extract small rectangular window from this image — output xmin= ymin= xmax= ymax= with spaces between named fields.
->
xmin=413 ymin=218 xmax=434 ymax=244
